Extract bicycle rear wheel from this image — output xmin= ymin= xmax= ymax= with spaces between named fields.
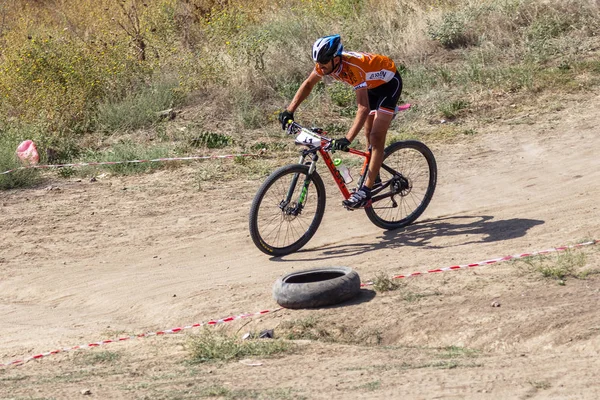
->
xmin=365 ymin=140 xmax=437 ymax=230
xmin=249 ymin=164 xmax=326 ymax=256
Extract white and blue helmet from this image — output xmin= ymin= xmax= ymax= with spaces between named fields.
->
xmin=312 ymin=34 xmax=343 ymax=64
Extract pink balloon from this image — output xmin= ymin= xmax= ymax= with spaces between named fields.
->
xmin=16 ymin=140 xmax=40 ymax=165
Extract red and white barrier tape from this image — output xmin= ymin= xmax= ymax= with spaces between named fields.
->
xmin=2 ymin=240 xmax=597 ymax=368
xmin=361 ymin=239 xmax=599 ymax=287
xmin=0 ymin=153 xmax=260 ymax=175
xmin=0 ymin=308 xmax=281 ymax=368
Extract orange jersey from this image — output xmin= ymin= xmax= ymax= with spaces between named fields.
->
xmin=314 ymin=52 xmax=397 ymax=90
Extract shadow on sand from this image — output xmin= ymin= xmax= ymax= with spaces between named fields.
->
xmin=271 ymin=215 xmax=545 ymax=262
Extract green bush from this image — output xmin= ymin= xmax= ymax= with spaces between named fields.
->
xmin=0 ymin=32 xmax=146 ymax=133
xmin=189 ymin=131 xmax=233 ymax=149
xmin=94 ymin=81 xmax=183 ymax=133
xmin=427 ymin=12 xmax=475 ymax=49
xmin=0 ymin=0 xmax=599 ymax=166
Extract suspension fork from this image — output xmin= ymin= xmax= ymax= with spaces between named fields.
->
xmin=283 ymin=151 xmax=318 ymax=207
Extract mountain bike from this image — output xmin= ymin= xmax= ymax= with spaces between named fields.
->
xmin=249 ymin=111 xmax=437 ymax=256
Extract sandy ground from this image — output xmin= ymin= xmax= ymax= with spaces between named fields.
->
xmin=1 ymin=93 xmax=599 ymax=399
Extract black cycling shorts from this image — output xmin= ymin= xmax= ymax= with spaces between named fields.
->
xmin=367 ymin=71 xmax=402 ymax=116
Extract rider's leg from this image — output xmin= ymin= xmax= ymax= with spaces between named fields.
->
xmin=364 ymin=112 xmax=375 ymax=148
xmin=364 ymin=110 xmax=394 ymax=189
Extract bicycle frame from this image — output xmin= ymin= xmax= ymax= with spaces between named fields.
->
xmin=287 ymin=122 xmax=404 ymax=205
xmin=315 ymin=146 xmax=367 ymax=199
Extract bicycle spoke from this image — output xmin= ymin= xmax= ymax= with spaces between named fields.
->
xmin=365 ymin=141 xmax=436 ymax=230
xmin=250 ymin=164 xmax=325 ymax=255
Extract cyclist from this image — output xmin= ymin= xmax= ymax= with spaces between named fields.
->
xmin=278 ymin=34 xmax=402 ymax=209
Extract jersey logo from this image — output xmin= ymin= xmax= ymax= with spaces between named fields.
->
xmin=367 ymin=71 xmax=387 ymax=80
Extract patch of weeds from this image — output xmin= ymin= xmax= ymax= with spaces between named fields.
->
xmin=576 ymin=269 xmax=600 ymax=279
xmin=189 ymin=131 xmax=233 ymax=149
xmin=337 ymin=104 xmax=358 ymax=118
xmin=75 ymin=350 xmax=122 ymax=365
xmin=328 ymin=82 xmax=355 ymax=107
xmin=355 ymin=380 xmax=381 ymax=391
xmin=426 ymin=360 xmax=459 ymax=369
xmin=427 ymin=125 xmax=466 ymax=141
xmin=527 ymin=16 xmax=570 ymax=42
xmin=386 ymin=130 xmax=422 ymax=144
xmin=275 ymin=79 xmax=302 ymax=101
xmin=234 ymin=92 xmax=266 ymax=129
xmin=521 ymin=248 xmax=588 ymax=283
xmin=558 ymin=60 xmax=571 ymax=72
xmin=321 ymin=122 xmax=347 ymax=136
xmin=94 ymin=81 xmax=182 ymax=133
xmin=370 ymin=272 xmax=400 ymax=292
xmin=438 ymin=99 xmax=470 ymax=120
xmin=427 ymin=12 xmax=475 ymax=49
xmin=200 ymin=385 xmax=231 ymax=397
xmin=279 ymin=317 xmax=383 ymax=346
xmin=82 ymin=141 xmax=172 ymax=175
xmin=231 ymin=156 xmax=274 ymax=179
xmin=56 ymin=166 xmax=78 ymax=178
xmin=37 ymin=369 xmax=94 ymax=384
xmin=403 ymin=291 xmax=437 ymax=303
xmin=280 ymin=317 xmax=331 ymax=341
xmin=250 ymin=141 xmax=290 ymax=152
xmin=187 ymin=328 xmax=292 ymax=363
xmin=195 ymin=161 xmax=225 ymax=190
xmin=529 ymin=380 xmax=551 ymax=390
xmin=0 ymin=374 xmax=28 ymax=382
xmin=440 ymin=345 xmax=479 ymax=359
xmin=0 ymin=164 xmax=40 ymax=190
xmin=349 ymin=327 xmax=384 ymax=346
xmin=199 ymin=386 xmax=303 ymax=399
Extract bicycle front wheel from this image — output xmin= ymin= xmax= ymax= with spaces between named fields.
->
xmin=249 ymin=164 xmax=326 ymax=256
xmin=365 ymin=140 xmax=437 ymax=230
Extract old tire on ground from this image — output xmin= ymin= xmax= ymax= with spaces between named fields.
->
xmin=273 ymin=267 xmax=361 ymax=309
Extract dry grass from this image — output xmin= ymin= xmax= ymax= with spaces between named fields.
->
xmin=2 ymin=0 xmax=600 ymax=188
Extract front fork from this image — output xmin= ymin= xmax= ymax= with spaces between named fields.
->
xmin=281 ymin=152 xmax=318 ymax=214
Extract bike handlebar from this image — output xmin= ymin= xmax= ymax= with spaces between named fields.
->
xmin=286 ymin=121 xmax=336 ymax=152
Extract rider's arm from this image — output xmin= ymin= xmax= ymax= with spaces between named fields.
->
xmin=286 ymin=70 xmax=322 ymax=113
xmin=345 ymin=88 xmax=370 ymax=142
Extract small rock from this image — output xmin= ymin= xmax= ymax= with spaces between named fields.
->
xmin=81 ymin=389 xmax=92 ymax=395
xmin=491 ymin=300 xmax=501 ymax=307
xmin=90 ymin=176 xmax=97 ymax=183
xmin=259 ymin=329 xmax=274 ymax=339
xmin=242 ymin=332 xmax=253 ymax=340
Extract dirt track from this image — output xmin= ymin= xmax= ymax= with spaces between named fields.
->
xmin=1 ymin=94 xmax=599 ymax=399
